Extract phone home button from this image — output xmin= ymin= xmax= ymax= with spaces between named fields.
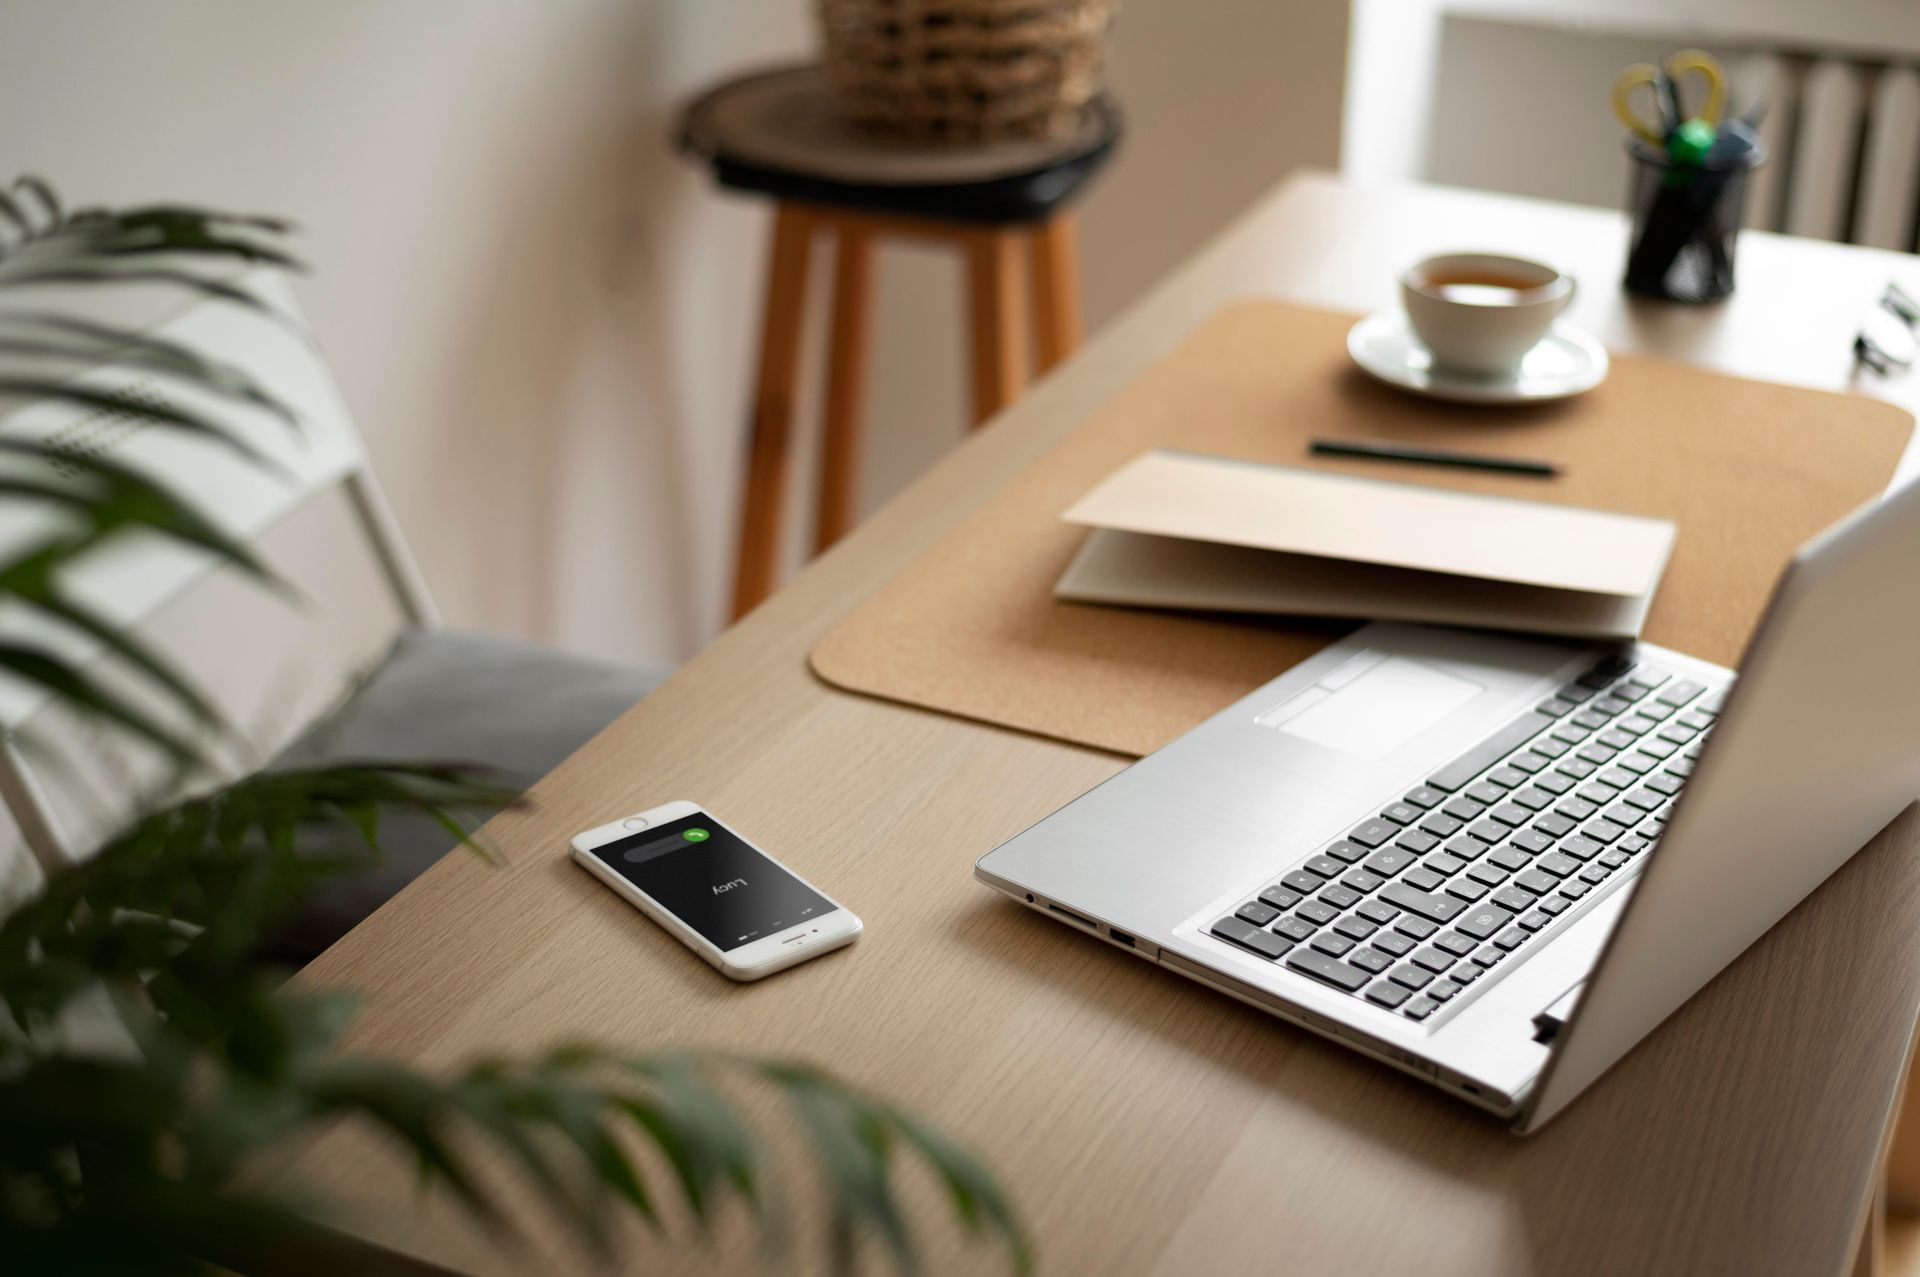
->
xmin=623 ymin=817 xmax=649 ymax=831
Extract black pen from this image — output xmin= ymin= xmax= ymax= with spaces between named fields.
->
xmin=1309 ymin=437 xmax=1561 ymax=478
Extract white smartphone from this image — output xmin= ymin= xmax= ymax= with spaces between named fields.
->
xmin=570 ymin=801 xmax=862 ymax=981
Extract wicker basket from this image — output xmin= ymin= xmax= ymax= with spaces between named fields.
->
xmin=817 ymin=0 xmax=1117 ymax=144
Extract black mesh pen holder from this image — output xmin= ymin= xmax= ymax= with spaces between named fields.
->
xmin=1622 ymin=139 xmax=1763 ymax=303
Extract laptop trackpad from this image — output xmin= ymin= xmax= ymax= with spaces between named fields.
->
xmin=1267 ymin=656 xmax=1483 ymax=761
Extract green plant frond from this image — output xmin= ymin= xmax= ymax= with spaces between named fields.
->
xmin=0 ymin=314 xmax=300 ymax=424
xmin=0 ymin=641 xmax=199 ymax=766
xmin=0 ymin=377 xmax=286 ymax=474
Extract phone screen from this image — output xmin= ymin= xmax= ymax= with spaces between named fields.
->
xmin=584 ymin=812 xmax=833 ymax=951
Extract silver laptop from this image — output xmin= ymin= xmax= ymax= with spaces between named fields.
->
xmin=977 ymin=477 xmax=1920 ymax=1131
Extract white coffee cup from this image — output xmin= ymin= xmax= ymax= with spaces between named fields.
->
xmin=1399 ymin=252 xmax=1575 ymax=377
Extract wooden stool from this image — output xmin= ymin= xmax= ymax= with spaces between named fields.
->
xmin=677 ymin=64 xmax=1121 ymax=619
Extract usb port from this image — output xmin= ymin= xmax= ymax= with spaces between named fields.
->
xmin=1109 ymin=928 xmax=1137 ymax=948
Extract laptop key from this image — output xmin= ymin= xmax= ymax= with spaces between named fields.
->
xmin=1424 ymin=852 xmax=1467 ymax=877
xmin=1511 ymin=787 xmax=1552 ymax=812
xmin=1343 ymin=870 xmax=1386 ymax=894
xmin=1586 ymin=819 xmax=1626 ymax=844
xmin=1537 ymin=771 xmax=1577 ymax=796
xmin=1411 ymin=947 xmax=1456 ymax=973
xmin=1320 ymin=885 xmax=1362 ymax=910
xmin=1472 ymin=948 xmax=1504 ymax=968
xmin=1435 ymin=930 xmax=1477 ymax=957
xmin=1534 ymin=813 xmax=1576 ymax=838
xmin=1578 ymin=782 xmax=1620 ymax=806
xmin=1420 ymin=812 xmax=1465 ymax=839
xmin=1381 ymin=882 xmax=1468 ymax=924
xmin=1533 ymin=736 xmax=1571 ymax=759
xmin=1297 ymin=900 xmax=1338 ymax=926
xmin=1363 ymin=848 xmax=1416 ymax=878
xmin=1539 ymin=895 xmax=1571 ymax=916
xmin=1537 ymin=696 xmax=1578 ymax=716
xmin=1394 ymin=829 xmax=1441 ymax=855
xmin=1310 ymin=932 xmax=1356 ymax=957
xmin=1403 ymin=785 xmax=1446 ymax=809
xmin=1492 ymin=886 xmax=1536 ymax=912
xmin=1281 ymin=871 xmax=1322 ymax=894
xmin=1493 ymin=928 xmax=1529 ymax=951
xmin=1445 ymin=877 xmax=1489 ymax=902
xmin=1509 ymin=751 xmax=1550 ymax=775
xmin=1365 ymin=979 xmax=1411 ymax=1008
xmin=1275 ymin=916 xmax=1317 ymax=942
xmin=1518 ymin=911 xmax=1552 ymax=932
xmin=1601 ymin=803 xmax=1643 ymax=829
xmin=1286 ymin=950 xmax=1371 ymax=992
xmin=1452 ymin=962 xmax=1483 ymax=983
xmin=1618 ymin=751 xmax=1657 ymax=775
xmin=1556 ymin=757 xmax=1597 ymax=781
xmin=1466 ymin=862 xmax=1509 ymax=887
xmin=1573 ymin=709 xmax=1610 ymax=730
xmin=1426 ymin=709 xmax=1554 ymax=792
xmin=1514 ymin=870 xmax=1558 ymax=896
xmin=1628 ymin=666 xmax=1671 ymax=690
xmin=1443 ymin=795 xmax=1487 ymax=822
xmin=1258 ymin=886 xmax=1302 ymax=911
xmin=1559 ymin=835 xmax=1602 ymax=862
xmin=1490 ymin=803 xmax=1531 ymax=827
xmin=1396 ymin=916 xmax=1439 ymax=940
xmin=1374 ymin=931 xmax=1416 ymax=957
xmin=1578 ymin=864 xmax=1609 ymax=885
xmin=1534 ymin=853 xmax=1579 ymax=878
xmin=1350 ymin=947 xmax=1392 ymax=974
xmin=1488 ymin=847 xmax=1530 ymax=873
xmin=1638 ymin=738 xmax=1677 ymax=760
xmin=1402 ymin=996 xmax=1439 ymax=1021
xmin=1454 ymin=903 xmax=1513 ymax=941
xmin=1348 ymin=818 xmax=1398 ymax=848
xmin=1304 ymin=855 xmax=1346 ymax=878
xmin=1510 ymin=829 xmax=1555 ymax=856
xmin=1323 ymin=839 xmax=1369 ymax=863
xmin=1466 ymin=781 xmax=1506 ymax=806
xmin=1578 ymin=743 xmax=1618 ymax=766
xmin=1212 ymin=916 xmax=1290 ymax=959
xmin=1334 ymin=915 xmax=1379 ymax=941
xmin=1402 ymin=867 xmax=1445 ymax=892
xmin=1617 ymin=715 xmax=1656 ymax=736
xmin=1426 ymin=980 xmax=1461 ymax=1002
xmin=1646 ymin=772 xmax=1684 ymax=797
xmin=1388 ymin=964 xmax=1434 ymax=990
xmin=1679 ymin=710 xmax=1713 ymax=731
xmin=1357 ymin=898 xmax=1399 ymax=925
xmin=1468 ymin=819 xmax=1510 ymax=845
xmin=1559 ymin=880 xmax=1591 ymax=901
xmin=1600 ymin=849 xmax=1631 ymax=869
xmin=1445 ymin=836 xmax=1487 ymax=862
xmin=1488 ymin=766 xmax=1529 ymax=789
xmin=1657 ymin=678 xmax=1706 ymax=706
xmin=1557 ymin=682 xmax=1596 ymax=703
xmin=1380 ymin=801 xmax=1423 ymax=826
xmin=1236 ymin=901 xmax=1281 ymax=926
xmin=1592 ymin=695 xmax=1632 ymax=716
xmin=1556 ymin=797 xmax=1598 ymax=822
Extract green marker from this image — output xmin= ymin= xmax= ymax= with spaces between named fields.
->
xmin=1668 ymin=117 xmax=1717 ymax=167
xmin=682 ymin=828 xmax=710 ymax=842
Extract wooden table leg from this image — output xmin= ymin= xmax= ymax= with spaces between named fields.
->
xmin=730 ymin=203 xmax=813 ymax=621
xmin=966 ymin=228 xmax=1028 ymax=428
xmin=814 ymin=220 xmax=873 ymax=553
xmin=1856 ymin=1174 xmax=1888 ymax=1277
xmin=1030 ymin=212 xmax=1084 ymax=375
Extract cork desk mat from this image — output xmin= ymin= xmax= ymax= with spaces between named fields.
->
xmin=810 ymin=301 xmax=1914 ymax=758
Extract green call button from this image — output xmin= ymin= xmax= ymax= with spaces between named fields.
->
xmin=682 ymin=828 xmax=710 ymax=842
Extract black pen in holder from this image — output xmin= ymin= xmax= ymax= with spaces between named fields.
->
xmin=1622 ymin=138 xmax=1763 ymax=303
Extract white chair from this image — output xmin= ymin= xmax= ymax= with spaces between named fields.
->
xmin=0 ymin=270 xmax=664 ymax=962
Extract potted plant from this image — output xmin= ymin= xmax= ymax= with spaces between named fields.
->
xmin=0 ymin=178 xmax=1028 ymax=1276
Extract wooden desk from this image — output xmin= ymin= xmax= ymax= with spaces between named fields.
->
xmin=293 ymin=172 xmax=1920 ymax=1275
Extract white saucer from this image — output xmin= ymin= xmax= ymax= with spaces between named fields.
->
xmin=1347 ymin=309 xmax=1610 ymax=404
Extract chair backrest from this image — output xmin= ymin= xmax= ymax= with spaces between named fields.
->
xmin=0 ymin=268 xmax=435 ymax=888
xmin=1344 ymin=0 xmax=1920 ymax=249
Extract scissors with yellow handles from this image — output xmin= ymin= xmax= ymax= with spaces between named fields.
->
xmin=1612 ymin=49 xmax=1728 ymax=149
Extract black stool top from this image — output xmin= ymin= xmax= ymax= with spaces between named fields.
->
xmin=676 ymin=63 xmax=1121 ymax=225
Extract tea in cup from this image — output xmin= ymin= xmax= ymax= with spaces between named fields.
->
xmin=1400 ymin=252 xmax=1575 ymax=376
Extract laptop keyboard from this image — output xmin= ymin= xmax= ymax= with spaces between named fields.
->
xmin=1209 ymin=653 xmax=1724 ymax=1024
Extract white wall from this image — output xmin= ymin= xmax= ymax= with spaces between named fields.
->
xmin=0 ymin=0 xmax=1346 ymax=671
